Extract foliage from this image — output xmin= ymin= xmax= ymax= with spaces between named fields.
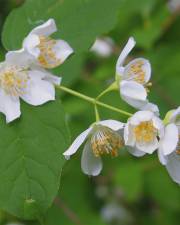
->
xmin=0 ymin=0 xmax=179 ymax=224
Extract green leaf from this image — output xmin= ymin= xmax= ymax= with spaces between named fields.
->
xmin=0 ymin=98 xmax=70 ymax=220
xmin=2 ymin=0 xmax=123 ymax=53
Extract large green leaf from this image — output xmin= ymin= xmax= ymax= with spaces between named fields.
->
xmin=2 ymin=0 xmax=122 ymax=52
xmin=0 ymin=98 xmax=70 ymax=220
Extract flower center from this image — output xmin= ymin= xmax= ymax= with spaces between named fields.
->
xmin=90 ymin=125 xmax=124 ymax=157
xmin=0 ymin=65 xmax=29 ymax=97
xmin=134 ymin=121 xmax=157 ymax=143
xmin=38 ymin=36 xmax=61 ymax=69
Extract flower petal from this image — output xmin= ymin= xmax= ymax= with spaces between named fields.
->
xmin=121 ymin=95 xmax=147 ymax=109
xmin=166 ymin=152 xmax=180 ymax=184
xmin=159 ymin=123 xmax=178 ymax=155
xmin=81 ymin=141 xmax=102 ymax=176
xmin=29 ymin=18 xmax=57 ymax=36
xmin=124 ymin=58 xmax=151 ymax=83
xmin=34 ymin=67 xmax=62 ymax=85
xmin=120 ymin=80 xmax=147 ymax=101
xmin=52 ymin=39 xmax=74 ymax=63
xmin=158 ymin=149 xmax=168 ymax=165
xmin=98 ymin=120 xmax=124 ymax=131
xmin=127 ymin=146 xmax=146 ymax=157
xmin=124 ymin=122 xmax=136 ymax=146
xmin=140 ymin=102 xmax=159 ymax=116
xmin=23 ymin=34 xmax=40 ymax=58
xmin=21 ymin=70 xmax=55 ymax=106
xmin=130 ymin=110 xmax=154 ymax=126
xmin=170 ymin=106 xmax=180 ymax=124
xmin=0 ymin=90 xmax=20 ymax=123
xmin=6 ymin=49 xmax=33 ymax=67
xmin=136 ymin=138 xmax=159 ymax=154
xmin=116 ymin=37 xmax=136 ymax=75
xmin=63 ymin=127 xmax=92 ymax=159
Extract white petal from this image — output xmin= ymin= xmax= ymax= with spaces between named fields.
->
xmin=158 ymin=149 xmax=168 ymax=165
xmin=159 ymin=123 xmax=178 ymax=155
xmin=121 ymin=95 xmax=148 ymax=109
xmin=98 ymin=120 xmax=124 ymax=131
xmin=130 ymin=111 xmax=154 ymax=126
xmin=136 ymin=138 xmax=159 ymax=154
xmin=127 ymin=146 xmax=146 ymax=157
xmin=23 ymin=34 xmax=40 ymax=58
xmin=6 ymin=49 xmax=33 ymax=67
xmin=34 ymin=67 xmax=62 ymax=85
xmin=0 ymin=90 xmax=20 ymax=123
xmin=152 ymin=116 xmax=163 ymax=131
xmin=170 ymin=106 xmax=180 ymax=124
xmin=63 ymin=127 xmax=92 ymax=159
xmin=124 ymin=58 xmax=151 ymax=83
xmin=116 ymin=37 xmax=136 ymax=74
xmin=52 ymin=39 xmax=74 ymax=63
xmin=120 ymin=80 xmax=147 ymax=101
xmin=124 ymin=122 xmax=136 ymax=146
xmin=29 ymin=18 xmax=57 ymax=36
xmin=81 ymin=141 xmax=102 ymax=176
xmin=140 ymin=102 xmax=159 ymax=116
xmin=44 ymin=74 xmax=62 ymax=85
xmin=166 ymin=152 xmax=180 ymax=184
xmin=21 ymin=71 xmax=55 ymax=106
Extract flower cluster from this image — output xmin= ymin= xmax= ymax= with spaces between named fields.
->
xmin=0 ymin=18 xmax=73 ymax=123
xmin=0 ymin=18 xmax=179 ymax=185
xmin=64 ymin=37 xmax=180 ymax=185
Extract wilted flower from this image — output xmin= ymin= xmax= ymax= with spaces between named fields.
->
xmin=158 ymin=107 xmax=180 ymax=183
xmin=124 ymin=111 xmax=163 ymax=155
xmin=91 ymin=37 xmax=114 ymax=57
xmin=21 ymin=18 xmax=73 ymax=69
xmin=0 ymin=50 xmax=60 ymax=123
xmin=116 ymin=37 xmax=153 ymax=109
xmin=63 ymin=120 xmax=124 ymax=176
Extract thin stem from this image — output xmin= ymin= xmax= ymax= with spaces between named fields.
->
xmin=96 ymin=82 xmax=118 ymax=100
xmin=56 ymin=85 xmax=132 ymax=117
xmin=94 ymin=104 xmax=100 ymax=122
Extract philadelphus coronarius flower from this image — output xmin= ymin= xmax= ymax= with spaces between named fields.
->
xmin=124 ymin=111 xmax=163 ymax=155
xmin=63 ymin=120 xmax=124 ymax=176
xmin=22 ymin=18 xmax=73 ymax=69
xmin=158 ymin=107 xmax=180 ymax=184
xmin=0 ymin=51 xmax=61 ymax=123
xmin=116 ymin=37 xmax=154 ymax=110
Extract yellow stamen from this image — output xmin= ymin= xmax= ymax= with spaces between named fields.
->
xmin=38 ymin=36 xmax=61 ymax=69
xmin=0 ymin=65 xmax=29 ymax=97
xmin=90 ymin=125 xmax=124 ymax=157
xmin=134 ymin=121 xmax=157 ymax=143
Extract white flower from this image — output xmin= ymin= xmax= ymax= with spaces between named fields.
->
xmin=0 ymin=50 xmax=60 ymax=123
xmin=63 ymin=120 xmax=124 ymax=176
xmin=116 ymin=37 xmax=152 ymax=109
xmin=124 ymin=111 xmax=163 ymax=156
xmin=21 ymin=18 xmax=73 ymax=69
xmin=91 ymin=37 xmax=114 ymax=57
xmin=158 ymin=107 xmax=180 ymax=183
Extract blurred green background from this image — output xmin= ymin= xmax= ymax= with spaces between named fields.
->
xmin=0 ymin=0 xmax=180 ymax=225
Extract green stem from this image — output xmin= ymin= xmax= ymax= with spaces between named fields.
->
xmin=96 ymin=82 xmax=118 ymax=100
xmin=94 ymin=104 xmax=100 ymax=122
xmin=56 ymin=85 xmax=132 ymax=117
